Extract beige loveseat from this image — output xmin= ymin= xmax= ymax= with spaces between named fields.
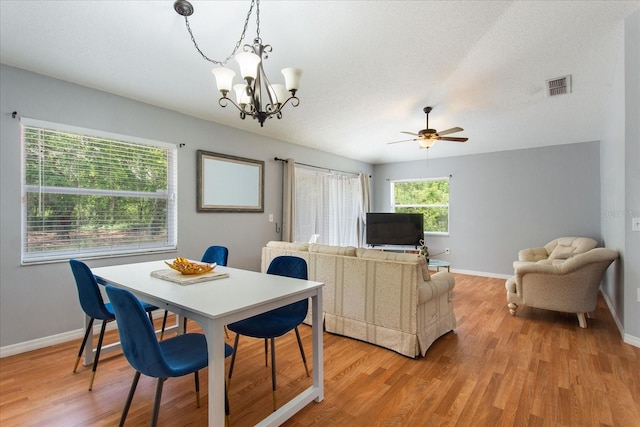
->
xmin=261 ymin=241 xmax=456 ymax=358
xmin=506 ymin=248 xmax=618 ymax=328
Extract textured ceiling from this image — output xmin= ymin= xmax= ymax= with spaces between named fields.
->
xmin=1 ymin=1 xmax=638 ymax=164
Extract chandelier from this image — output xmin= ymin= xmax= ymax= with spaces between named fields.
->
xmin=174 ymin=0 xmax=302 ymax=127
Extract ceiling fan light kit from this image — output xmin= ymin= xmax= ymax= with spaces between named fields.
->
xmin=174 ymin=0 xmax=301 ymax=127
xmin=389 ymin=106 xmax=468 ymax=149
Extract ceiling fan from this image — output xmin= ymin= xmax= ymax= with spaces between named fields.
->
xmin=388 ymin=106 xmax=468 ymax=149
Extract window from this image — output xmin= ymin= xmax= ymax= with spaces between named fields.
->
xmin=21 ymin=118 xmax=177 ymax=264
xmin=294 ymin=167 xmax=362 ymax=246
xmin=391 ymin=177 xmax=449 ymax=234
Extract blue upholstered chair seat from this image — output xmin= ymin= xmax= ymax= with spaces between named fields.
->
xmin=228 ymin=303 xmax=308 ymax=339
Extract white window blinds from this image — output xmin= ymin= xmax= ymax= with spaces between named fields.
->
xmin=21 ymin=118 xmax=177 ymax=263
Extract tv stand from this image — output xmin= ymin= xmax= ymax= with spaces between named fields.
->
xmin=369 ymin=245 xmax=420 ymax=253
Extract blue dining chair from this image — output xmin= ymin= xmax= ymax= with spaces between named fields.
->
xmin=226 ymin=255 xmax=310 ymax=411
xmin=69 ymin=259 xmax=164 ymax=391
xmin=161 ymin=245 xmax=230 ymax=338
xmin=105 ymin=285 xmax=234 ymax=426
xmin=201 ymin=245 xmax=229 ymax=265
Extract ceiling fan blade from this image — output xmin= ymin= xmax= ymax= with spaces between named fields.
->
xmin=387 ymin=138 xmax=416 ymax=145
xmin=400 ymin=131 xmax=419 ymax=136
xmin=439 ymin=136 xmax=468 ymax=142
xmin=437 ymin=127 xmax=464 ymax=136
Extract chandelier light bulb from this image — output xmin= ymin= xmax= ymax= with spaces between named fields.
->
xmin=281 ymin=67 xmax=302 ymax=91
xmin=233 ymin=83 xmax=251 ymax=106
xmin=268 ymin=84 xmax=288 ymax=105
xmin=211 ymin=67 xmax=236 ymax=94
xmin=235 ymin=51 xmax=261 ymax=81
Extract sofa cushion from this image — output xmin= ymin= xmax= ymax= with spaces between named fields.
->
xmin=548 ymin=245 xmax=578 ymax=260
xmin=309 ymin=243 xmax=357 ymax=256
xmin=356 ymin=248 xmax=430 ymax=280
xmin=266 ymin=241 xmax=309 ymax=252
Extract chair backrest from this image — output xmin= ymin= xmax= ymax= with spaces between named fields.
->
xmin=69 ymin=259 xmax=113 ymax=320
xmin=201 ymin=245 xmax=229 ymax=266
xmin=104 ymin=285 xmax=171 ymax=378
xmin=266 ymin=256 xmax=309 ymax=322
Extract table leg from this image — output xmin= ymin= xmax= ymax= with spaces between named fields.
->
xmin=311 ymin=289 xmax=325 ymax=402
xmin=202 ymin=319 xmax=226 ymax=426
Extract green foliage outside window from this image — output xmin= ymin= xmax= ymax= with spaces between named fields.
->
xmin=22 ymin=123 xmax=176 ymax=262
xmin=392 ymin=179 xmax=449 ymax=233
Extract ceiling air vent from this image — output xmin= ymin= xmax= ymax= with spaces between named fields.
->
xmin=546 ymin=75 xmax=571 ymax=96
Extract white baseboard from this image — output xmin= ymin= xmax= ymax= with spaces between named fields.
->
xmin=601 ymin=289 xmax=625 ymax=336
xmin=0 ymin=309 xmax=169 ymax=358
xmin=450 ymin=268 xmax=512 ymax=280
xmin=624 ymin=333 xmax=640 ymax=348
xmin=1 ymin=329 xmax=82 ymax=358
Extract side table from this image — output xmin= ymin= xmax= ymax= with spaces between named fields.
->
xmin=428 ymin=259 xmax=451 ymax=272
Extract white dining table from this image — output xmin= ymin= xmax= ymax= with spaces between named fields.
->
xmin=92 ymin=260 xmax=324 ymax=427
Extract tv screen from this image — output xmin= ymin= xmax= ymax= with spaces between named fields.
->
xmin=366 ymin=213 xmax=424 ymax=247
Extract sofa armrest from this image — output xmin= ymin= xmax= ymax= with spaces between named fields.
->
xmin=518 ymin=247 xmax=548 ymax=262
xmin=418 ymin=271 xmax=455 ymax=304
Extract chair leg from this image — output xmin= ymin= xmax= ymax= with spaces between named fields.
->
xmin=89 ymin=319 xmax=109 ymax=391
xmin=73 ymin=317 xmax=94 ymax=373
xmin=159 ymin=310 xmax=168 ymax=340
xmin=508 ymin=302 xmax=518 ymax=315
xmin=294 ymin=327 xmax=310 ymax=377
xmin=119 ymin=371 xmax=141 ymax=427
xmin=151 ymin=378 xmax=165 ymax=427
xmin=264 ymin=338 xmax=269 ymax=367
xmin=270 ymin=337 xmax=277 ymax=411
xmin=194 ymin=371 xmax=200 ymax=408
xmin=577 ymin=313 xmax=588 ymax=328
xmin=184 ymin=318 xmax=188 ymax=334
xmin=227 ymin=333 xmax=241 ymax=383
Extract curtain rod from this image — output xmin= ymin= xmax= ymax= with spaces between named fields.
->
xmin=274 ymin=157 xmax=364 ymax=177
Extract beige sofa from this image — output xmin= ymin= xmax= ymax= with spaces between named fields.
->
xmin=261 ymin=241 xmax=456 ymax=358
xmin=505 ymin=248 xmax=618 ymax=328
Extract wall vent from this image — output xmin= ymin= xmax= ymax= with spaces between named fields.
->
xmin=546 ymin=75 xmax=571 ymax=96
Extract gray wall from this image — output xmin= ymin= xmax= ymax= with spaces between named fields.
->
xmin=600 ymin=9 xmax=640 ymax=343
xmin=0 ymin=64 xmax=372 ymax=348
xmin=373 ymin=142 xmax=602 ymax=276
xmin=623 ymin=8 xmax=640 ymax=345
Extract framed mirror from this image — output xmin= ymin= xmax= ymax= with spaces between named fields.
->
xmin=197 ymin=150 xmax=264 ymax=212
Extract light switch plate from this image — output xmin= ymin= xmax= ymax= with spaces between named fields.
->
xmin=633 ymin=217 xmax=640 ymax=231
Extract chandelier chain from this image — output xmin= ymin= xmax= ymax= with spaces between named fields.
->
xmin=183 ymin=0 xmax=257 ymax=66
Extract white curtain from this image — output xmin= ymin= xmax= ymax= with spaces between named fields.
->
xmin=294 ymin=166 xmax=362 ymax=246
xmin=358 ymin=173 xmax=371 ymax=247
xmin=282 ymin=158 xmax=296 ymax=242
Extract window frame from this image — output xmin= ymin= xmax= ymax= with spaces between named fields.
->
xmin=20 ymin=117 xmax=178 ymax=264
xmin=390 ymin=176 xmax=450 ymax=236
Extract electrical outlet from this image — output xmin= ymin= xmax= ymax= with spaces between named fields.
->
xmin=445 ymin=248 xmax=450 ymax=255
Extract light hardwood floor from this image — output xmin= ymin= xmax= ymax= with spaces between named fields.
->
xmin=1 ymin=273 xmax=639 ymax=426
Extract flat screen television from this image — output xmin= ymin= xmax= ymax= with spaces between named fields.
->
xmin=366 ymin=213 xmax=424 ymax=247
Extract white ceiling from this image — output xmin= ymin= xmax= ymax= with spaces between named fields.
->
xmin=1 ymin=1 xmax=638 ymax=164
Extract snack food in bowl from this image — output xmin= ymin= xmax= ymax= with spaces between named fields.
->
xmin=165 ymin=257 xmax=216 ymax=275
